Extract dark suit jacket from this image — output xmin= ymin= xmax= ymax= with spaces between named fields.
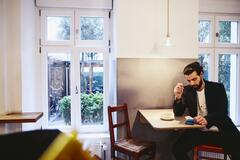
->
xmin=173 ymin=80 xmax=228 ymax=128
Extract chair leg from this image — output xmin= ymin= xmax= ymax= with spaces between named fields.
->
xmin=224 ymin=153 xmax=227 ymax=160
xmin=193 ymin=147 xmax=198 ymax=160
xmin=133 ymin=154 xmax=139 ymax=160
xmin=111 ymin=149 xmax=115 ymax=159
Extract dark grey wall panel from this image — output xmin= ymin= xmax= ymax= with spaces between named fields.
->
xmin=117 ymin=58 xmax=196 ymax=160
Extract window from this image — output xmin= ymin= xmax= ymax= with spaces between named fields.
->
xmin=199 ymin=15 xmax=214 ymax=48
xmin=47 ymin=51 xmax=71 ymax=127
xmin=198 ymin=14 xmax=240 ymax=125
xmin=41 ymin=10 xmax=74 ymax=45
xmin=75 ymin=10 xmax=108 ymax=47
xmin=216 ymin=16 xmax=239 ymax=46
xmin=216 ymin=51 xmax=238 ymax=121
xmin=79 ymin=52 xmax=104 ymax=126
xmin=198 ymin=53 xmax=210 ymax=80
xmin=40 ymin=9 xmax=110 ymax=133
xmin=198 ymin=20 xmax=211 ymax=43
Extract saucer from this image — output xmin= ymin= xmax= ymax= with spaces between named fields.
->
xmin=160 ymin=113 xmax=174 ymax=121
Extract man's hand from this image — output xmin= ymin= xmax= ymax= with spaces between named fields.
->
xmin=174 ymin=83 xmax=184 ymax=100
xmin=194 ymin=115 xmax=208 ymax=126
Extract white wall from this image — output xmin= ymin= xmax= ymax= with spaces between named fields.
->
xmin=21 ymin=0 xmax=39 ymax=112
xmin=0 ymin=0 xmax=39 ymax=115
xmin=114 ymin=0 xmax=199 ymax=58
xmin=200 ymin=0 xmax=240 ymax=13
xmin=0 ymin=0 xmax=41 ymax=132
xmin=0 ymin=0 xmax=5 ymax=114
xmin=3 ymin=0 xmax=22 ymax=113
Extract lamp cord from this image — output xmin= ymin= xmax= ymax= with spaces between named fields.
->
xmin=167 ymin=0 xmax=170 ymax=37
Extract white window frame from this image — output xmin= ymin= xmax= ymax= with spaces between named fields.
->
xmin=75 ymin=9 xmax=109 ymax=48
xmin=74 ymin=47 xmax=109 ymax=133
xmin=40 ymin=8 xmax=110 ymax=133
xmin=199 ymin=15 xmax=215 ymax=48
xmin=41 ymin=9 xmax=74 ymax=46
xmin=41 ymin=46 xmax=74 ymax=131
xmin=215 ymin=16 xmax=240 ymax=48
xmin=215 ymin=49 xmax=239 ymax=124
xmin=36 ymin=0 xmax=112 ymax=9
xmin=199 ymin=13 xmax=240 ymax=125
xmin=198 ymin=48 xmax=215 ymax=81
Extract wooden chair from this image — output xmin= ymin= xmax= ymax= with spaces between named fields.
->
xmin=194 ymin=144 xmax=228 ymax=160
xmin=108 ymin=104 xmax=155 ymax=160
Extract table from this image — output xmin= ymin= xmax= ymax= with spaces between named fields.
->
xmin=139 ymin=109 xmax=203 ymax=130
xmin=0 ymin=112 xmax=43 ymax=123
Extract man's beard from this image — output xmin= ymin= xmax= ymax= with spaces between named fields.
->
xmin=192 ymin=79 xmax=203 ymax=90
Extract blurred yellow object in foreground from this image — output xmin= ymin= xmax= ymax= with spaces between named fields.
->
xmin=39 ymin=130 xmax=98 ymax=160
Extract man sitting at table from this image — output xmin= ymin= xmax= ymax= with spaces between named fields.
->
xmin=172 ymin=61 xmax=240 ymax=160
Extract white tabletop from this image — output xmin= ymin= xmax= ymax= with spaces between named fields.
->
xmin=139 ymin=109 xmax=204 ymax=130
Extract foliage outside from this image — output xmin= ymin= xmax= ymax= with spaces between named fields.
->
xmin=59 ymin=17 xmax=70 ymax=40
xmin=59 ymin=96 xmax=71 ymax=125
xmin=219 ymin=21 xmax=231 ymax=43
xmin=57 ymin=16 xmax=103 ymax=40
xmin=80 ymin=17 xmax=104 ymax=40
xmin=198 ymin=21 xmax=210 ymax=43
xmin=59 ymin=93 xmax=103 ymax=125
xmin=198 ymin=55 xmax=209 ymax=80
xmin=198 ymin=54 xmax=231 ymax=111
xmin=198 ymin=20 xmax=232 ymax=43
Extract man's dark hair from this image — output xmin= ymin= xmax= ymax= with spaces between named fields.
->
xmin=183 ymin=62 xmax=203 ymax=75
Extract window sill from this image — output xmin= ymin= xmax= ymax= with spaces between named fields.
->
xmin=78 ymin=132 xmax=110 ymax=139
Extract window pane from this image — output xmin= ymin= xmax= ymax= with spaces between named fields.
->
xmin=218 ymin=54 xmax=237 ymax=114
xmin=80 ymin=17 xmax=104 ymax=40
xmin=198 ymin=20 xmax=211 ymax=43
xmin=198 ymin=54 xmax=210 ymax=80
xmin=80 ymin=52 xmax=104 ymax=125
xmin=218 ymin=21 xmax=238 ymax=43
xmin=47 ymin=16 xmax=71 ymax=41
xmin=48 ymin=53 xmax=71 ymax=126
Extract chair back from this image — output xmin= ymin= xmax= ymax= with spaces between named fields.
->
xmin=108 ymin=104 xmax=132 ymax=146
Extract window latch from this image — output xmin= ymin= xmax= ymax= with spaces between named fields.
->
xmin=75 ymin=86 xmax=79 ymax=94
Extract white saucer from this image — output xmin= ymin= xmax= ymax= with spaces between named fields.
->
xmin=160 ymin=113 xmax=174 ymax=121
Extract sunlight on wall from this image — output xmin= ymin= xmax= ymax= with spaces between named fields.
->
xmin=0 ymin=0 xmax=4 ymax=114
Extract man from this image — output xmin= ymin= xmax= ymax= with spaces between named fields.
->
xmin=172 ymin=61 xmax=240 ymax=160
